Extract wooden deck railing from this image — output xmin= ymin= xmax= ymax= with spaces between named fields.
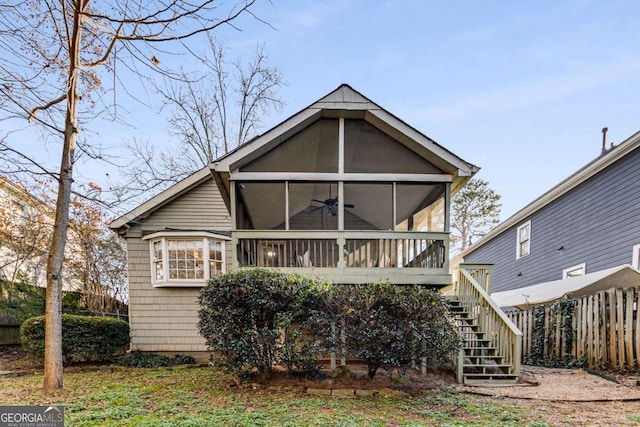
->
xmin=455 ymin=264 xmax=522 ymax=382
xmin=236 ymin=231 xmax=447 ymax=270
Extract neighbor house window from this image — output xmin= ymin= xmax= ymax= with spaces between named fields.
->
xmin=563 ymin=262 xmax=586 ymax=279
xmin=632 ymin=244 xmax=640 ymax=269
xmin=144 ymin=232 xmax=229 ymax=287
xmin=516 ymin=221 xmax=531 ymax=259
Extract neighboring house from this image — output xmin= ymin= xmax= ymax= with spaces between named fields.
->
xmin=0 ymin=175 xmax=88 ymax=292
xmin=110 ymin=84 xmax=480 ymax=355
xmin=0 ymin=175 xmax=50 ymax=287
xmin=461 ymin=130 xmax=640 ymax=295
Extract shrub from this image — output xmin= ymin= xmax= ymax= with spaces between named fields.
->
xmin=20 ymin=314 xmax=130 ymax=364
xmin=309 ymin=283 xmax=461 ymax=379
xmin=198 ymin=269 xmax=319 ymax=375
xmin=115 ymin=352 xmax=197 ymax=368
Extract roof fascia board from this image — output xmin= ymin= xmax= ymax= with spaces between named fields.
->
xmin=461 ymin=130 xmax=640 ymax=257
xmin=109 ymin=167 xmax=213 ymax=229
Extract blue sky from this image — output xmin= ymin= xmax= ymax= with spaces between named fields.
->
xmin=252 ymin=0 xmax=640 ymax=221
xmin=15 ymin=0 xmax=640 ymax=221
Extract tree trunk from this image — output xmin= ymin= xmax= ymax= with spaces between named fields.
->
xmin=43 ymin=0 xmax=83 ymax=393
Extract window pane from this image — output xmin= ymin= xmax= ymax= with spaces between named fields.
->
xmin=163 ymin=239 xmax=205 ymax=281
xmin=235 ymin=182 xmax=286 ymax=230
xmin=240 ymin=119 xmax=339 ymax=173
xmin=395 ymin=184 xmax=445 ymax=232
xmin=344 ymin=119 xmax=442 ymax=173
xmin=153 ymin=241 xmax=163 ymax=261
xmin=344 ymin=183 xmax=392 ymax=230
xmin=288 ymin=182 xmax=338 ymax=230
xmin=209 ymin=240 xmax=222 ymax=261
xmin=155 ymin=261 xmax=164 ymax=281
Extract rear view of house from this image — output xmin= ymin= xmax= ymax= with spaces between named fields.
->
xmin=110 ymin=84 xmax=479 ymax=355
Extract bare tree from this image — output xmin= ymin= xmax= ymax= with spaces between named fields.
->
xmin=451 ymin=178 xmax=502 ymax=254
xmin=66 ymin=188 xmax=128 ymax=315
xmin=123 ymin=36 xmax=285 ymax=198
xmin=0 ymin=0 xmax=261 ymax=392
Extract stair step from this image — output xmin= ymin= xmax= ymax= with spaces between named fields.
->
xmin=463 ymin=338 xmax=492 ymax=344
xmin=464 ymin=355 xmax=505 ymax=363
xmin=461 ymin=331 xmax=486 ymax=337
xmin=463 ymin=347 xmax=499 ymax=356
xmin=463 ymin=364 xmax=512 ymax=374
xmin=459 ymin=323 xmax=481 ymax=330
xmin=463 ymin=373 xmax=519 ymax=385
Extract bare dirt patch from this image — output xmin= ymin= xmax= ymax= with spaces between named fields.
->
xmin=0 ymin=345 xmax=39 ymax=373
xmin=463 ymin=365 xmax=640 ymax=401
xmin=257 ymin=363 xmax=456 ymax=395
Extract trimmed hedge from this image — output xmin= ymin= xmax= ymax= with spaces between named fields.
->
xmin=309 ymin=283 xmax=461 ymax=379
xmin=21 ymin=314 xmax=130 ymax=364
xmin=198 ymin=269 xmax=319 ymax=375
xmin=198 ymin=269 xmax=461 ymax=379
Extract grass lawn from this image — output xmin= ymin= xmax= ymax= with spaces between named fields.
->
xmin=0 ymin=365 xmax=636 ymax=426
xmin=0 ymin=365 xmax=546 ymax=427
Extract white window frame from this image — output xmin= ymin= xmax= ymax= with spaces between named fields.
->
xmin=632 ymin=244 xmax=640 ymax=269
xmin=516 ymin=221 xmax=531 ymax=259
xmin=562 ymin=262 xmax=586 ymax=279
xmin=143 ymin=231 xmax=230 ymax=287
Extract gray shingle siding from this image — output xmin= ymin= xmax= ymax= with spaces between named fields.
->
xmin=465 ymin=146 xmax=640 ymax=293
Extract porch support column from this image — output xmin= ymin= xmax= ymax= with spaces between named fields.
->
xmin=285 ymin=181 xmax=290 ymax=230
xmin=444 ymin=182 xmax=451 ymax=274
xmin=337 ymin=118 xmax=345 ymax=269
xmin=230 ymin=181 xmax=238 ymax=270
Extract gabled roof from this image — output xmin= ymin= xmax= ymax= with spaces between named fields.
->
xmin=461 ymin=129 xmax=640 ymax=257
xmin=491 ymin=264 xmax=640 ymax=309
xmin=109 ymin=167 xmax=212 ymax=230
xmin=213 ymin=84 xmax=479 ymax=183
xmin=110 ymin=84 xmax=479 ymax=230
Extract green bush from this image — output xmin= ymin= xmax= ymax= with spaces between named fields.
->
xmin=198 ymin=269 xmax=319 ymax=375
xmin=20 ymin=314 xmax=130 ymax=364
xmin=115 ymin=352 xmax=197 ymax=368
xmin=309 ymin=283 xmax=461 ymax=379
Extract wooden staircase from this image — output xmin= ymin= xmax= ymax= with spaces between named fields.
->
xmin=442 ymin=264 xmax=522 ymax=385
xmin=447 ymin=297 xmax=520 ymax=384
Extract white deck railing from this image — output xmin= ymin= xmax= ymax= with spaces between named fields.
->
xmin=236 ymin=231 xmax=448 ymax=271
xmin=455 ymin=264 xmax=522 ymax=383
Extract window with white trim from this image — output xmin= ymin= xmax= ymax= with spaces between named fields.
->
xmin=516 ymin=221 xmax=531 ymax=259
xmin=146 ymin=233 xmax=227 ymax=286
xmin=562 ymin=262 xmax=586 ymax=279
xmin=632 ymin=244 xmax=640 ymax=269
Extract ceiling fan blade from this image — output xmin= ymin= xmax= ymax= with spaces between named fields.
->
xmin=344 ymin=203 xmax=355 ymax=208
xmin=311 ymin=199 xmax=327 ymax=205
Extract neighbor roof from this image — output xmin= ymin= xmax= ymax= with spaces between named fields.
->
xmin=461 ymin=129 xmax=640 ymax=257
xmin=491 ymin=264 xmax=640 ymax=309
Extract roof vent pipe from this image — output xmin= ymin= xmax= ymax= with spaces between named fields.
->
xmin=601 ymin=127 xmax=608 ymax=154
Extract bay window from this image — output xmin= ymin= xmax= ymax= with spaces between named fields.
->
xmin=145 ymin=232 xmax=228 ymax=287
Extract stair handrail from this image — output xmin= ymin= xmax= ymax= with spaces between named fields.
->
xmin=456 ymin=264 xmax=522 ymax=382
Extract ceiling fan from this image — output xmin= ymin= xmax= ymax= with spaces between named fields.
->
xmin=311 ymin=197 xmax=355 ymax=216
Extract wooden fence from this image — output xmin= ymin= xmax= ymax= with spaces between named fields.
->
xmin=506 ymin=286 xmax=640 ymax=370
xmin=0 ymin=310 xmax=21 ymax=345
